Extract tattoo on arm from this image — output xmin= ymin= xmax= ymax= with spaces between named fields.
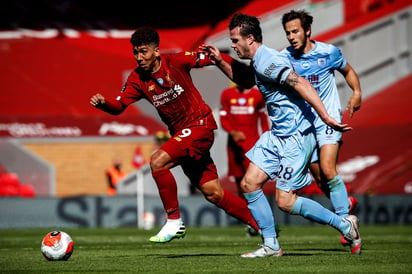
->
xmin=286 ymin=71 xmax=299 ymax=87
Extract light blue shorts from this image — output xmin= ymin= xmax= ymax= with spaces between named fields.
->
xmin=315 ymin=117 xmax=342 ymax=148
xmin=246 ymin=128 xmax=317 ymax=192
xmin=310 ymin=118 xmax=342 ymax=163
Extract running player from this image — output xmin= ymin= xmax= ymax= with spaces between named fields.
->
xmin=90 ymin=27 xmax=259 ymax=243
xmin=203 ymin=13 xmax=362 ymax=256
xmin=281 ymin=9 xmax=362 ymax=245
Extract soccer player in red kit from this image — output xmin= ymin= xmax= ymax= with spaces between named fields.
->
xmin=219 ymin=83 xmax=269 ymax=196
xmin=90 ymin=27 xmax=259 ymax=243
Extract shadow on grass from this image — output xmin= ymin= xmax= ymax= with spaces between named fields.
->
xmin=292 ymin=248 xmax=345 ymax=252
xmin=155 ymin=253 xmax=233 ymax=258
xmin=150 ymin=252 xmax=323 ymax=258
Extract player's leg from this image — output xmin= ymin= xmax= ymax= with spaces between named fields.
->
xmin=232 ymin=152 xmax=260 ymax=236
xmin=310 ymin=146 xmax=354 ymax=216
xmin=318 ymin=143 xmax=350 ymax=216
xmin=275 ymin=135 xmax=347 ymax=232
xmin=149 ymin=153 xmax=186 ymax=243
xmin=177 ymin=126 xmax=260 ymax=232
xmin=185 ymin=157 xmax=259 ymax=232
xmin=278 ymin=130 xmax=362 ymax=254
xmin=317 ymin=142 xmax=359 ymax=246
xmin=239 ymin=132 xmax=283 ymax=257
xmin=240 ymin=163 xmax=283 ymax=258
xmin=315 ymin=125 xmax=356 ymax=216
xmin=277 ymin=189 xmax=361 ymax=254
xmin=277 ymin=157 xmax=362 ymax=255
xmin=148 ymin=136 xmax=188 ymax=243
xmin=236 ymin=170 xmax=260 ymax=237
xmin=309 ymin=161 xmax=330 ymax=195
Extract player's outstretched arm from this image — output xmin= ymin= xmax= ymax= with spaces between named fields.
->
xmin=286 ymin=71 xmax=352 ymax=132
xmin=90 ymin=93 xmax=126 ymax=115
xmin=200 ymin=44 xmax=255 ymax=89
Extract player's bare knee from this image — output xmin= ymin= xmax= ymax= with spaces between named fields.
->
xmin=203 ymin=190 xmax=221 ymax=204
xmin=150 ymin=151 xmax=174 ymax=171
xmin=241 ymin=176 xmax=261 ymax=193
xmin=276 ymin=199 xmax=291 ymax=212
xmin=200 ymin=181 xmax=223 ymax=204
xmin=149 ymin=158 xmax=162 ymax=171
xmin=276 ymin=191 xmax=296 ymax=212
xmin=320 ymin=166 xmax=337 ymax=181
xmin=239 ymin=180 xmax=249 ymax=193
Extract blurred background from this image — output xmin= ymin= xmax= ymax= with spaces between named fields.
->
xmin=0 ymin=0 xmax=411 ymax=228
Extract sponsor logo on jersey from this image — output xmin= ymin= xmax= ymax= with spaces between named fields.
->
xmin=317 ymin=58 xmax=327 ymax=67
xmin=152 ymin=84 xmax=184 ymax=107
xmin=238 ymin=98 xmax=246 ymax=105
xmin=230 ymin=105 xmax=255 ymax=115
xmin=301 ymin=61 xmax=310 ymax=69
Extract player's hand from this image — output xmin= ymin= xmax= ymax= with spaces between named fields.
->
xmin=90 ymin=93 xmax=106 ymax=107
xmin=199 ymin=44 xmax=222 ymax=65
xmin=230 ymin=130 xmax=246 ymax=142
xmin=323 ymin=115 xmax=352 ymax=133
xmin=346 ymin=92 xmax=362 ymax=118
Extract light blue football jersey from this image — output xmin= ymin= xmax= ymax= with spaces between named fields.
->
xmin=252 ymin=45 xmax=315 ymax=136
xmin=281 ymin=41 xmax=347 ymax=127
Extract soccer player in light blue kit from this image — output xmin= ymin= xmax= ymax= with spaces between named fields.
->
xmin=281 ymin=10 xmax=362 ymax=247
xmin=203 ymin=13 xmax=362 ymax=257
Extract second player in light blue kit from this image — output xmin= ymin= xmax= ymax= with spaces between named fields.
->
xmin=281 ymin=9 xmax=362 ymax=247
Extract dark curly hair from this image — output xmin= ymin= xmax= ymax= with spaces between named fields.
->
xmin=130 ymin=27 xmax=160 ymax=47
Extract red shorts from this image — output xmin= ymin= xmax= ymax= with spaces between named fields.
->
xmin=161 ymin=126 xmax=218 ymax=187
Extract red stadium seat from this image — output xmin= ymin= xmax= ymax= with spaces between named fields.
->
xmin=19 ymin=184 xmax=36 ymax=198
xmin=0 ymin=184 xmax=19 ymax=196
xmin=0 ymin=173 xmax=20 ymax=187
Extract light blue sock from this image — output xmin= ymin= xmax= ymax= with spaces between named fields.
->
xmin=244 ymin=190 xmax=279 ymax=250
xmin=328 ymin=175 xmax=349 ymax=216
xmin=291 ymin=196 xmax=350 ymax=234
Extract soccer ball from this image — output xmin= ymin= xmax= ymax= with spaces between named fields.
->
xmin=41 ymin=231 xmax=74 ymax=261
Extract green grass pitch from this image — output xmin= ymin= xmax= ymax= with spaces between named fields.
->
xmin=0 ymin=225 xmax=411 ymax=273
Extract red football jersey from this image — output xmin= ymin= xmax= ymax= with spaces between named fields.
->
xmin=117 ymin=51 xmax=217 ymax=134
xmin=219 ymin=86 xmax=269 ymax=151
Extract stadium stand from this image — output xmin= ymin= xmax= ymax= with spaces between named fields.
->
xmin=343 ymin=0 xmax=399 ymax=21
xmin=338 ymin=74 xmax=412 ymax=194
xmin=0 ymin=0 xmax=410 ymax=196
xmin=0 ymin=169 xmax=35 ymax=197
xmin=1 ymin=1 xmax=251 ymax=30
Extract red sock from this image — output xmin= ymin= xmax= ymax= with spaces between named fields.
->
xmin=152 ymin=169 xmax=180 ymax=219
xmin=216 ymin=189 xmax=259 ymax=231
